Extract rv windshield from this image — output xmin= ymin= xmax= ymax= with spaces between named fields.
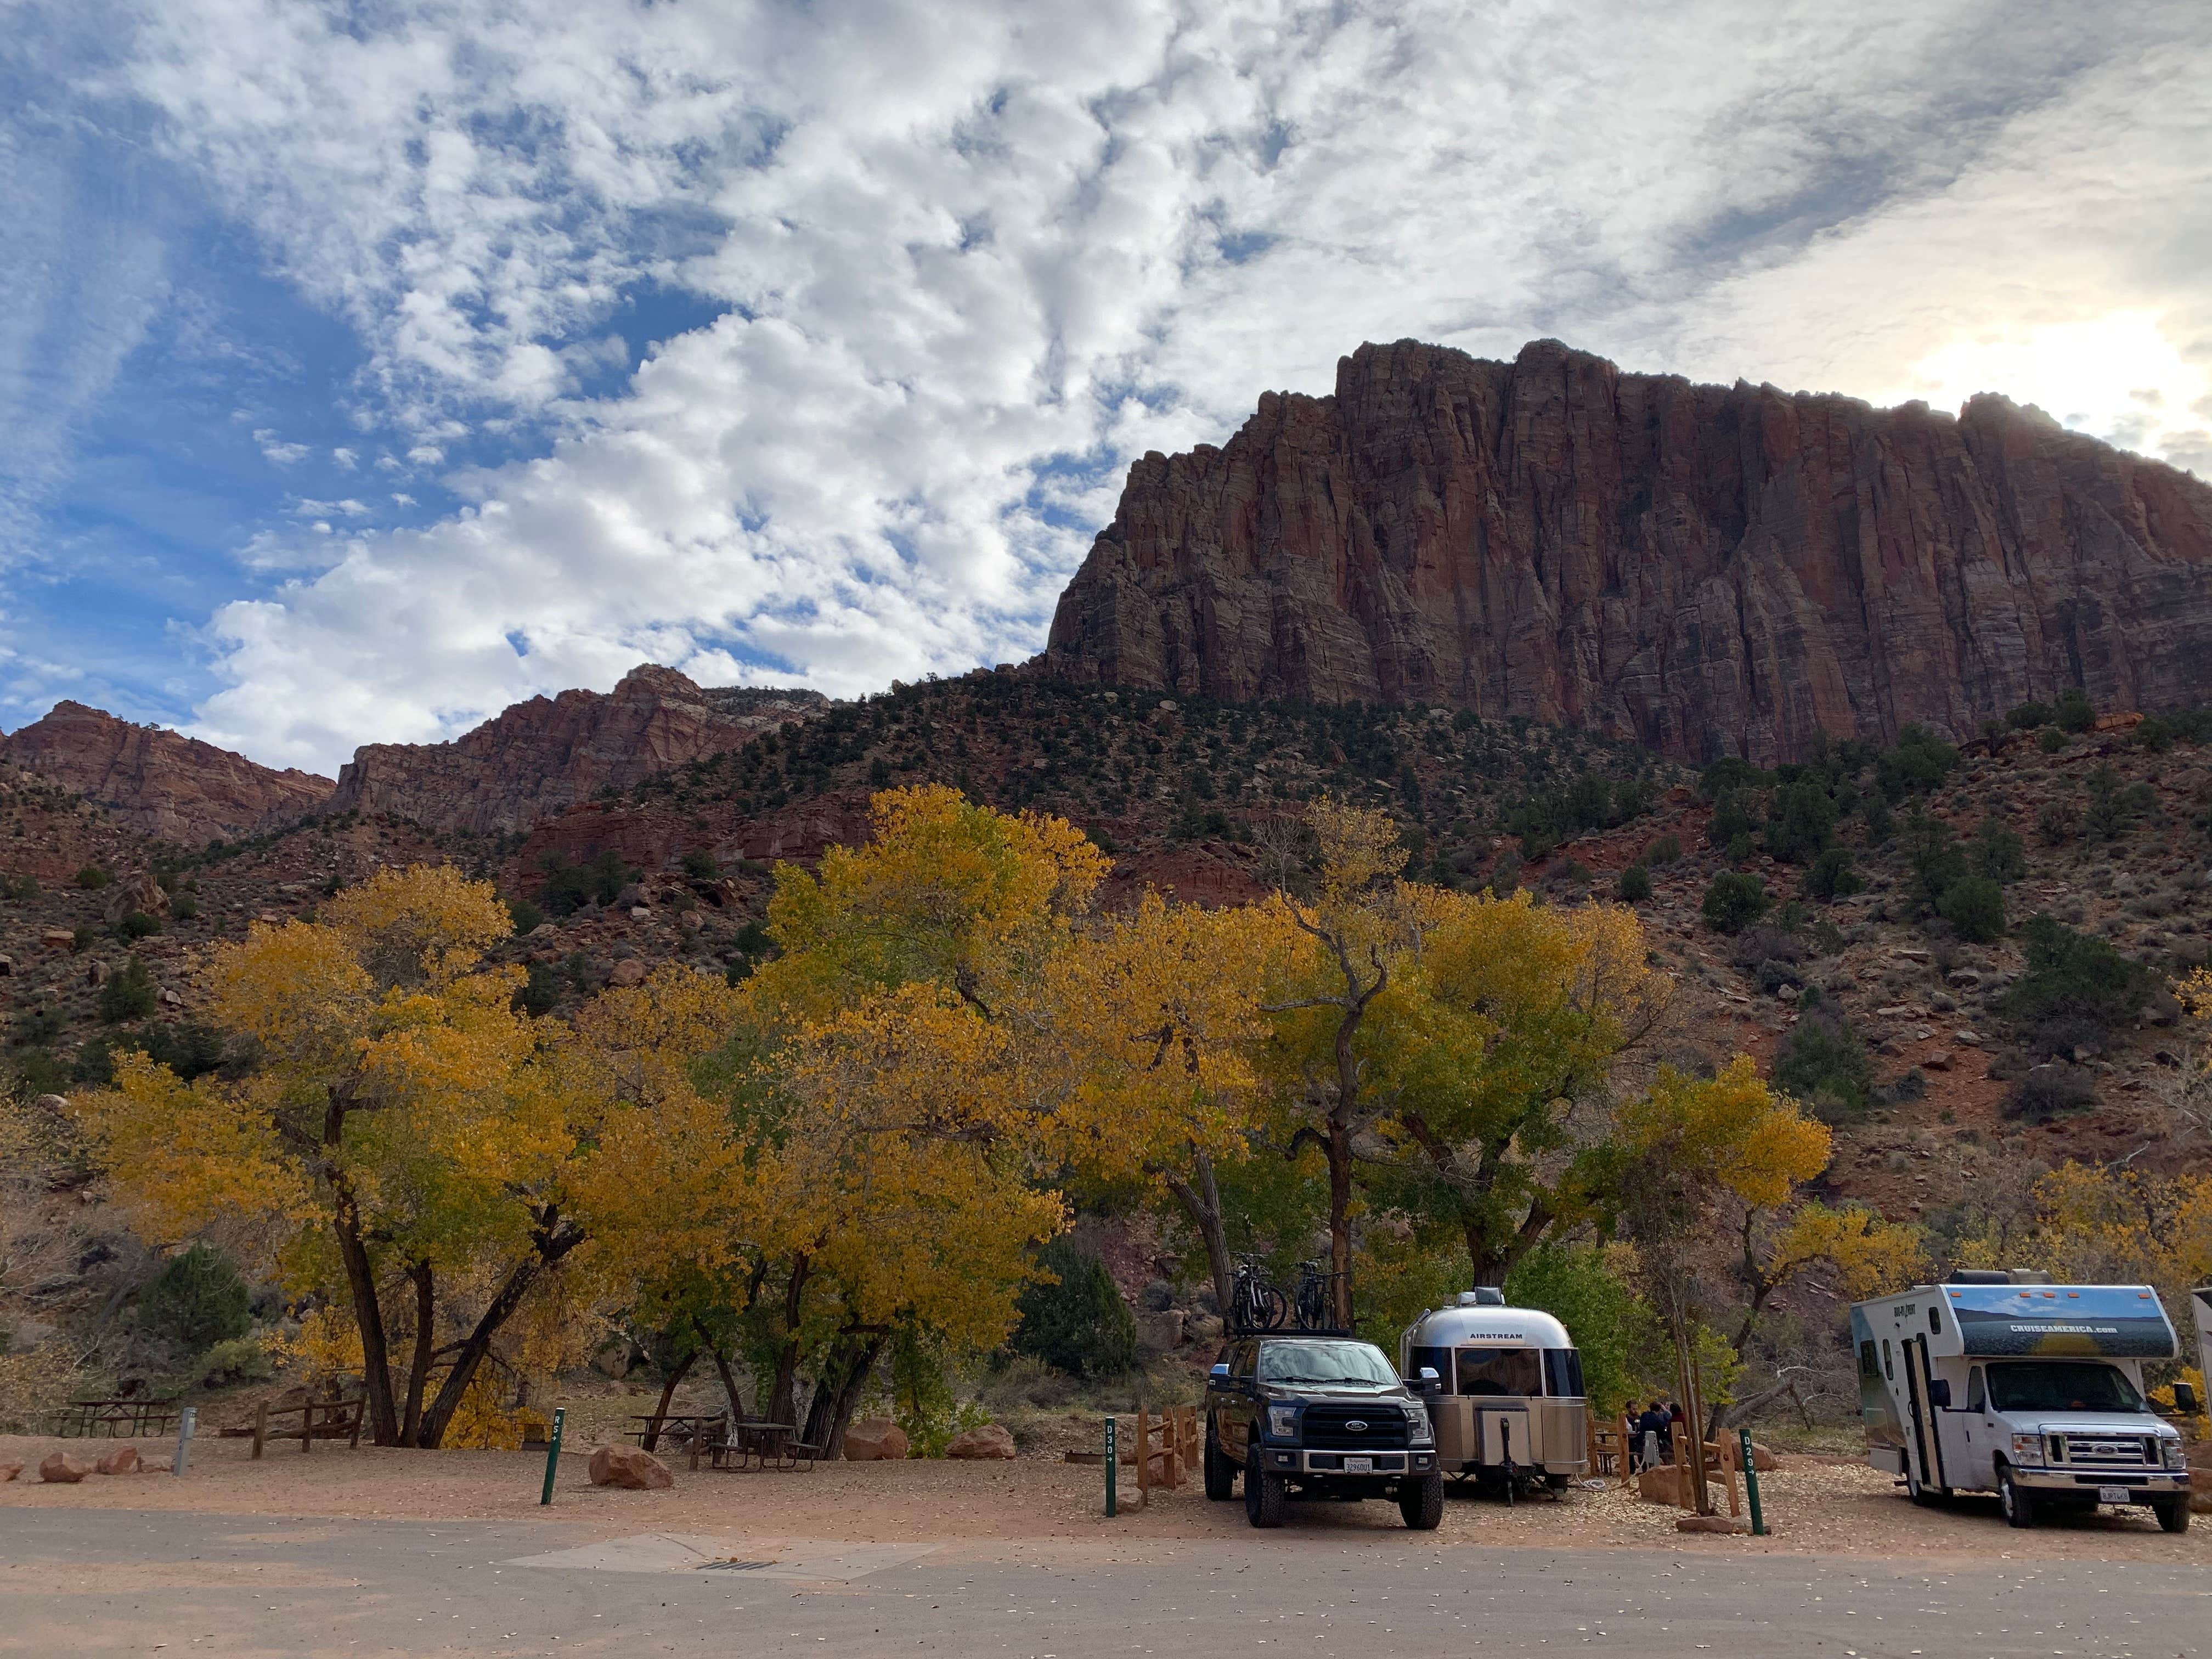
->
xmin=1456 ymin=1347 xmax=1543 ymax=1397
xmin=1985 ymin=1362 xmax=2145 ymax=1414
xmin=1257 ymin=1340 xmax=1399 ymax=1387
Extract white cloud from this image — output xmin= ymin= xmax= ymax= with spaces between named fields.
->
xmin=331 ymin=445 xmax=358 ymax=469
xmin=252 ymin=427 xmax=311 ymax=465
xmin=49 ymin=0 xmax=2210 ymax=771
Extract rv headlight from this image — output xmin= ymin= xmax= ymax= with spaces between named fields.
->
xmin=1267 ymin=1405 xmax=1299 ymax=1440
xmin=2008 ymin=1433 xmax=2044 ymax=1466
xmin=2163 ymin=1438 xmax=2186 ymax=1470
xmin=1404 ymin=1404 xmax=1434 ymax=1446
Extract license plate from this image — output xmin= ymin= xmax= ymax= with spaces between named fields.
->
xmin=2098 ymin=1485 xmax=2131 ymax=1505
xmin=1344 ymin=1457 xmax=1373 ymax=1475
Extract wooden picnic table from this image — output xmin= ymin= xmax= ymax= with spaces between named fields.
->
xmin=47 ymin=1398 xmax=180 ymax=1438
xmin=627 ymin=1412 xmax=726 ymax=1454
xmin=704 ymin=1419 xmax=821 ymax=1472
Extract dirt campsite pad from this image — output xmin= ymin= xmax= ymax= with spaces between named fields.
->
xmin=6 ymin=1429 xmax=2211 ymax=1569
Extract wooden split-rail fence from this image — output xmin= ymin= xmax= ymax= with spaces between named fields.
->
xmin=1132 ymin=1404 xmax=1201 ymax=1507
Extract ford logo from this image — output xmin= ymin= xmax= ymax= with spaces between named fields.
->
xmin=1345 ymin=1420 xmax=1367 ymax=1432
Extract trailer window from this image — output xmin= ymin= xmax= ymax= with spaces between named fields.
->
xmin=1543 ymin=1349 xmax=1585 ymax=1398
xmin=1986 ymin=1363 xmax=2143 ymax=1414
xmin=1455 ymin=1347 xmax=1543 ymax=1397
xmin=1859 ymin=1340 xmax=1880 ymax=1379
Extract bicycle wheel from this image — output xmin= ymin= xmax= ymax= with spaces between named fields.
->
xmin=1252 ymin=1286 xmax=1289 ymax=1331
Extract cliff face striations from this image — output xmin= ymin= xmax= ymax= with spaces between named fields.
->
xmin=326 ymin=664 xmax=825 ymax=836
xmin=1046 ymin=339 xmax=2212 ymax=763
xmin=0 ymin=702 xmax=334 ymax=845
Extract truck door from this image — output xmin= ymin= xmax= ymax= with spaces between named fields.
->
xmin=1223 ymin=1341 xmax=1259 ymax=1462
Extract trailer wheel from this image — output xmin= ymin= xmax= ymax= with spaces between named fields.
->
xmin=1998 ymin=1466 xmax=2037 ymax=1529
xmin=1245 ymin=1468 xmax=1286 ymax=1528
xmin=1203 ymin=1420 xmax=1237 ymax=1502
xmin=2154 ymin=1497 xmax=2191 ymax=1534
xmin=1400 ymin=1471 xmax=1444 ymax=1530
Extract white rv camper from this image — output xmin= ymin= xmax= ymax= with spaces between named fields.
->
xmin=1852 ymin=1271 xmax=2193 ymax=1531
xmin=1401 ymin=1289 xmax=1588 ymax=1492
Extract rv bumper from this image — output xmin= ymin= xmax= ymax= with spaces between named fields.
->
xmin=2013 ymin=1469 xmax=2188 ymax=1499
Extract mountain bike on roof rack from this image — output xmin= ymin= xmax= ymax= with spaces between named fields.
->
xmin=1228 ymin=1255 xmax=1288 ymax=1336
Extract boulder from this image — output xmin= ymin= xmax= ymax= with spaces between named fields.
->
xmin=38 ymin=1453 xmax=89 ymax=1484
xmin=1718 ymin=1438 xmax=1780 ymax=1472
xmin=607 ymin=960 xmax=647 ymax=989
xmin=842 ymin=1418 xmax=910 ymax=1462
xmin=1637 ymin=1464 xmax=1684 ymax=1504
xmin=0 ymin=1461 xmax=22 ymax=1482
xmin=945 ymin=1423 xmax=1018 ymax=1460
xmin=1676 ymin=1514 xmax=1751 ymax=1534
xmin=1923 ymin=1051 xmax=1953 ymax=1072
xmin=103 ymin=871 xmax=171 ymax=926
xmin=586 ymin=1443 xmax=673 ymax=1490
xmin=1135 ymin=1310 xmax=1186 ymax=1351
xmin=95 ymin=1446 xmax=140 ymax=1476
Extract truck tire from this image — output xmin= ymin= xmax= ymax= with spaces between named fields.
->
xmin=1399 ymin=1471 xmax=1444 ymax=1530
xmin=1998 ymin=1466 xmax=2037 ymax=1530
xmin=2154 ymin=1496 xmax=2191 ymax=1534
xmin=1245 ymin=1467 xmax=1286 ymax=1528
xmin=1204 ymin=1421 xmax=1236 ymax=1501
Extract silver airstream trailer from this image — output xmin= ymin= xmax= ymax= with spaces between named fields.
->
xmin=1401 ymin=1289 xmax=1589 ymax=1492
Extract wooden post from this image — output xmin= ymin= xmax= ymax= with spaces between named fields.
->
xmin=302 ymin=1400 xmax=314 ymax=1454
xmin=348 ymin=1396 xmax=363 ymax=1450
xmin=251 ymin=1401 xmax=269 ymax=1461
xmin=1136 ymin=1404 xmax=1150 ymax=1508
xmin=1724 ymin=1440 xmax=1743 ymax=1519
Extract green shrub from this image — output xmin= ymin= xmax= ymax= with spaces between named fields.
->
xmin=115 ymin=911 xmax=162 ymax=942
xmin=1645 ymin=833 xmax=1682 ymax=867
xmin=1762 ymin=776 xmax=1837 ymax=863
xmin=1801 ymin=847 xmax=1864 ymax=904
xmin=1 ymin=873 xmax=38 ymax=901
xmin=199 ymin=1332 xmax=275 ymax=1389
xmin=1875 ymin=725 xmax=1957 ymax=799
xmin=506 ymin=897 xmax=546 ymax=935
xmin=1706 ymin=787 xmax=1759 ymax=850
xmin=10 ymin=1047 xmax=68 ymax=1098
xmin=1616 ymin=864 xmax=1652 ymax=902
xmin=2004 ymin=1063 xmax=2097 ymax=1121
xmin=1503 ymin=1244 xmax=1648 ymax=1418
xmin=2006 ymin=702 xmax=2055 ymax=731
xmin=1859 ymin=792 xmax=1893 ymax=845
xmin=1938 ymin=874 xmax=2005 ymax=943
xmin=535 ymin=850 xmax=635 ymax=917
xmin=2036 ymin=726 xmax=2067 ymax=754
xmin=681 ymin=848 xmax=720 ymax=880
xmin=2055 ymin=687 xmax=2095 ymax=733
xmin=2036 ymin=801 xmax=2077 ymax=845
xmin=1771 ymin=988 xmax=1875 ymax=1121
xmin=2083 ymin=764 xmax=2157 ymax=843
xmin=514 ymin=961 xmax=561 ymax=1017
xmin=98 ymin=957 xmax=157 ymax=1023
xmin=1970 ymin=817 xmax=2027 ymax=884
xmin=171 ymin=894 xmax=199 ymax=922
xmin=73 ymin=865 xmax=112 ymax=890
xmin=2003 ymin=915 xmax=2158 ymax=1057
xmin=1898 ymin=808 xmax=1966 ymax=914
xmin=1701 ymin=872 xmax=1770 ymax=935
xmin=140 ymin=1243 xmax=253 ymax=1355
xmin=1010 ymin=1238 xmax=1137 ymax=1378
xmin=2135 ymin=715 xmax=2174 ymax=752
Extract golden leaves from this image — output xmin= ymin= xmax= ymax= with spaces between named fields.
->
xmin=1620 ymin=1056 xmax=1831 ymax=1210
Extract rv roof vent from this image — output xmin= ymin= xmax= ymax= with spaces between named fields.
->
xmin=1457 ymin=1286 xmax=1506 ymax=1307
xmin=2006 ymin=1269 xmax=2053 ymax=1285
xmin=1945 ymin=1269 xmax=2010 ymax=1285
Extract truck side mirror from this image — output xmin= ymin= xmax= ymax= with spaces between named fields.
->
xmin=1209 ymin=1363 xmax=1231 ymax=1383
xmin=1418 ymin=1367 xmax=1440 ymax=1383
xmin=1927 ymin=1379 xmax=1951 ymax=1409
xmin=2176 ymin=1383 xmax=2200 ymax=1415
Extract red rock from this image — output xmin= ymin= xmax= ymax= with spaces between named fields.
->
xmin=0 ymin=1460 xmax=22 ymax=1482
xmin=1047 ymin=339 xmax=2212 ymax=764
xmin=38 ymin=1452 xmax=89 ymax=1483
xmin=0 ymin=702 xmax=332 ymax=846
xmin=329 ymin=667 xmax=823 ymax=837
xmin=606 ymin=959 xmax=647 ymax=988
xmin=95 ymin=1446 xmax=139 ymax=1475
xmin=586 ymin=1443 xmax=673 ymax=1489
xmin=841 ymin=1418 xmax=910 ymax=1461
xmin=945 ymin=1423 xmax=1017 ymax=1460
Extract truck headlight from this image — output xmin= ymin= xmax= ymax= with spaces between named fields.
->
xmin=1267 ymin=1405 xmax=1299 ymax=1440
xmin=2164 ymin=1438 xmax=2186 ymax=1470
xmin=2009 ymin=1434 xmax=2044 ymax=1466
xmin=1405 ymin=1405 xmax=1433 ymax=1446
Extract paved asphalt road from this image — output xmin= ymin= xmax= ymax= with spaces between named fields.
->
xmin=1 ymin=1508 xmax=2202 ymax=1658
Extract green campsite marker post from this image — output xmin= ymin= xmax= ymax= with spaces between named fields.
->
xmin=1104 ymin=1416 xmax=1117 ymax=1517
xmin=1739 ymin=1428 xmax=1765 ymax=1536
xmin=540 ymin=1407 xmax=566 ymax=1506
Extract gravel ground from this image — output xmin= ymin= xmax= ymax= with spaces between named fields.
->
xmin=7 ymin=1431 xmax=2209 ymax=1567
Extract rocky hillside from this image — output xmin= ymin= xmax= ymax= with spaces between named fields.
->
xmin=1047 ymin=338 xmax=2212 ymax=765
xmin=327 ymin=664 xmax=827 ymax=836
xmin=0 ymin=702 xmax=333 ymax=846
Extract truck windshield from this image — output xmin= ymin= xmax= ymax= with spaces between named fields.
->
xmin=1258 ymin=1341 xmax=1399 ymax=1387
xmin=1985 ymin=1362 xmax=2145 ymax=1414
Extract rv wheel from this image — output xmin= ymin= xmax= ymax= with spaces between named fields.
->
xmin=1998 ymin=1468 xmax=2037 ymax=1529
xmin=2154 ymin=1497 xmax=2191 ymax=1534
xmin=1905 ymin=1467 xmax=1943 ymax=1506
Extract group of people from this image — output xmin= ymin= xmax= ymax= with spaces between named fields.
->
xmin=1627 ymin=1400 xmax=1685 ymax=1470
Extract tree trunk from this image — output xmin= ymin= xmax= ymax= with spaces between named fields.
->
xmin=1162 ymin=1147 xmax=1233 ymax=1321
xmin=822 ymin=1336 xmax=884 ymax=1459
xmin=331 ymin=1188 xmax=400 ymax=1446
xmin=1325 ymin=1112 xmax=1356 ymax=1329
xmin=766 ymin=1256 xmax=810 ymax=1425
xmin=400 ymin=1261 xmax=436 ymax=1447
xmin=641 ymin=1349 xmax=698 ymax=1453
xmin=414 ymin=1212 xmax=584 ymax=1449
xmin=692 ymin=1317 xmax=749 ymax=1421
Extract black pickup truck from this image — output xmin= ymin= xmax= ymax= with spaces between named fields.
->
xmin=1204 ymin=1333 xmax=1444 ymax=1528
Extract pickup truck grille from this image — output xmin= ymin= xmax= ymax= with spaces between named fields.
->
xmin=2052 ymin=1435 xmax=2156 ymax=1468
xmin=1302 ymin=1406 xmax=1409 ymax=1451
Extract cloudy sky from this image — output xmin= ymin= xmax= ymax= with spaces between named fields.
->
xmin=4 ymin=0 xmax=2209 ymax=775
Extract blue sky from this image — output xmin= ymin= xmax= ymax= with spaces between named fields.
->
xmin=4 ymin=1 xmax=2209 ymax=775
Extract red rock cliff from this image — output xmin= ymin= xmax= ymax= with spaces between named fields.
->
xmin=0 ymin=702 xmax=334 ymax=845
xmin=1046 ymin=339 xmax=2212 ymax=763
xmin=327 ymin=664 xmax=824 ymax=836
